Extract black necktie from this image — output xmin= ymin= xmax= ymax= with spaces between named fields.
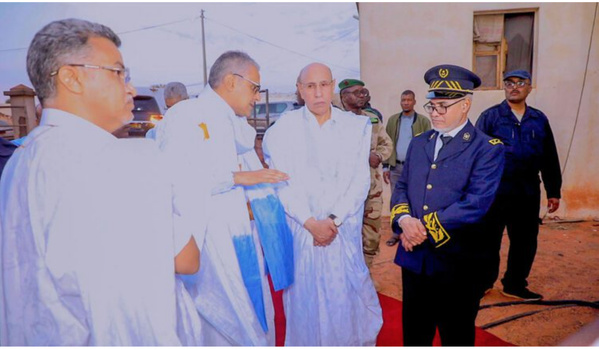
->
xmin=439 ymin=135 xmax=453 ymax=154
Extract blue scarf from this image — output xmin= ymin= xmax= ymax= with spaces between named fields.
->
xmin=231 ymin=115 xmax=294 ymax=332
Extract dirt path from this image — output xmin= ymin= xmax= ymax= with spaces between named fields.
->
xmin=372 ymin=219 xmax=599 ymax=346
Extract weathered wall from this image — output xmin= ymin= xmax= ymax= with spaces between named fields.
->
xmin=360 ymin=3 xmax=599 ymax=219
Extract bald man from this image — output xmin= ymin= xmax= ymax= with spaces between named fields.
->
xmin=263 ymin=63 xmax=382 ymax=346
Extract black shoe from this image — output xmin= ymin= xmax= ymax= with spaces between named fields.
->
xmin=501 ymin=287 xmax=543 ymax=301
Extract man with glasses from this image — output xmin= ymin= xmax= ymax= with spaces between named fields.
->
xmin=476 ymin=70 xmax=562 ymax=301
xmin=338 ymin=78 xmax=392 ymax=278
xmin=383 ymin=89 xmax=431 ymax=247
xmin=390 ymin=64 xmax=504 ymax=346
xmin=263 ymin=63 xmax=383 ymax=345
xmin=154 ymin=51 xmax=291 ymax=346
xmin=0 ymin=19 xmax=200 ymax=345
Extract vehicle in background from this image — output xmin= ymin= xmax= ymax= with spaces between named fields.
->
xmin=247 ymin=101 xmax=301 ymax=134
xmin=127 ymin=95 xmax=163 ymax=137
xmin=115 ymin=86 xmax=165 ymax=138
xmin=0 ymin=120 xmax=15 ymax=140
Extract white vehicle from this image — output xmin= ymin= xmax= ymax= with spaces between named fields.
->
xmin=248 ymin=101 xmax=301 ymax=133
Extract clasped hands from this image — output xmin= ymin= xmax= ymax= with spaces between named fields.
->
xmin=304 ymin=217 xmax=338 ymax=247
xmin=398 ymin=216 xmax=427 ymax=252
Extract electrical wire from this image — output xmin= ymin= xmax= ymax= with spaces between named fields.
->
xmin=0 ymin=16 xmax=198 ymax=53
xmin=480 ymin=298 xmax=599 ymax=310
xmin=481 ymin=304 xmax=574 ymax=329
xmin=0 ymin=47 xmax=27 ymax=53
xmin=560 ymin=2 xmax=597 ymax=177
xmin=479 ymin=299 xmax=599 ymax=329
xmin=310 ymin=26 xmax=359 ymax=53
xmin=117 ymin=17 xmax=195 ymax=35
xmin=205 ymin=16 xmax=360 ymax=75
xmin=539 ymin=3 xmax=597 ymax=224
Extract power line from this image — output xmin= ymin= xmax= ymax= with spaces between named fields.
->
xmin=205 ymin=16 xmax=360 ymax=74
xmin=0 ymin=11 xmax=360 ymax=76
xmin=117 ymin=17 xmax=195 ymax=35
xmin=0 ymin=16 xmax=198 ymax=53
xmin=311 ymin=26 xmax=358 ymax=53
xmin=0 ymin=47 xmax=27 ymax=53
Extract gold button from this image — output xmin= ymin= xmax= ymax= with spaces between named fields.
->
xmin=427 ymin=184 xmax=432 ymax=190
xmin=431 ymin=164 xmax=437 ymax=169
xmin=423 ymin=205 xmax=429 ymax=211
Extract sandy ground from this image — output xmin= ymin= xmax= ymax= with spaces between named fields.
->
xmin=371 ymin=218 xmax=599 ymax=346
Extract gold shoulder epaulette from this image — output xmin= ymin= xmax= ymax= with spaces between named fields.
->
xmin=489 ymin=138 xmax=503 ymax=145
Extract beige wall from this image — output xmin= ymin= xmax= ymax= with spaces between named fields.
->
xmin=360 ymin=3 xmax=599 ymax=219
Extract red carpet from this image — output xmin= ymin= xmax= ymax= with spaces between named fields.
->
xmin=269 ymin=281 xmax=512 ymax=346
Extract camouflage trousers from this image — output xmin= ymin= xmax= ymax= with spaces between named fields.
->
xmin=363 ymin=168 xmax=383 ymax=269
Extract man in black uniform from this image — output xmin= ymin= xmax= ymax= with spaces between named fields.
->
xmin=476 ymin=70 xmax=562 ymax=301
xmin=391 ymin=64 xmax=505 ymax=346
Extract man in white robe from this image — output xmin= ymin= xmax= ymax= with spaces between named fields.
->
xmin=263 ymin=63 xmax=383 ymax=345
xmin=154 ymin=51 xmax=291 ymax=346
xmin=0 ymin=19 xmax=199 ymax=346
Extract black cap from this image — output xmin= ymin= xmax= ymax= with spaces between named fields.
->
xmin=424 ymin=64 xmax=481 ymax=99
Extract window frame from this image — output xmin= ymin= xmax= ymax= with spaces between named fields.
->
xmin=473 ymin=8 xmax=538 ymax=90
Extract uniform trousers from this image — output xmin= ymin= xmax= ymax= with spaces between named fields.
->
xmin=389 ymin=162 xmax=404 ymax=194
xmin=402 ymin=266 xmax=483 ymax=346
xmin=362 ymin=168 xmax=383 ymax=268
xmin=484 ymin=191 xmax=541 ymax=290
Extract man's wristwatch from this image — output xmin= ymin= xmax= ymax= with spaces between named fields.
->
xmin=328 ymin=214 xmax=342 ymax=227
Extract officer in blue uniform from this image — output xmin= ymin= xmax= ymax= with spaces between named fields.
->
xmin=476 ymin=70 xmax=562 ymax=301
xmin=390 ymin=64 xmax=505 ymax=346
xmin=0 ymin=137 xmax=17 ymax=180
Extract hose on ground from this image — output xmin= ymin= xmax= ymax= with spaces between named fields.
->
xmin=479 ymin=299 xmax=599 ymax=329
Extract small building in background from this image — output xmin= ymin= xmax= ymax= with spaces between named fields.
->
xmin=358 ymin=2 xmax=599 ymax=219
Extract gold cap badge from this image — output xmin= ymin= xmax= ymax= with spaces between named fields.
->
xmin=439 ymin=68 xmax=449 ymax=78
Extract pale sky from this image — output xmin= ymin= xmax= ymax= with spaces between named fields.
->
xmin=0 ymin=2 xmax=360 ymax=99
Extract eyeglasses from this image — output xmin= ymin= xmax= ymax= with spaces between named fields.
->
xmin=50 ymin=64 xmax=131 ymax=83
xmin=423 ymin=98 xmax=465 ymax=115
xmin=299 ymin=80 xmax=334 ymax=92
xmin=504 ymin=80 xmax=530 ymax=89
xmin=233 ymin=73 xmax=261 ymax=94
xmin=343 ymin=88 xmax=370 ymax=98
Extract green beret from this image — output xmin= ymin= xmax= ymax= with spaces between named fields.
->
xmin=339 ymin=78 xmax=365 ymax=92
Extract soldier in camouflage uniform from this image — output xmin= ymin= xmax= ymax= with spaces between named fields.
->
xmin=338 ymin=79 xmax=393 ymax=273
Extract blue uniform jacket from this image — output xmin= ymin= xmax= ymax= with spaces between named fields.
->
xmin=390 ymin=121 xmax=504 ymax=275
xmin=0 ymin=137 xmax=17 ymax=180
xmin=475 ymin=100 xmax=561 ymax=198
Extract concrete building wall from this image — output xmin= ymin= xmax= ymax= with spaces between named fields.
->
xmin=359 ymin=3 xmax=599 ymax=219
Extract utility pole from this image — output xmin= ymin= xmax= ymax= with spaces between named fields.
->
xmin=200 ymin=9 xmax=208 ymax=87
